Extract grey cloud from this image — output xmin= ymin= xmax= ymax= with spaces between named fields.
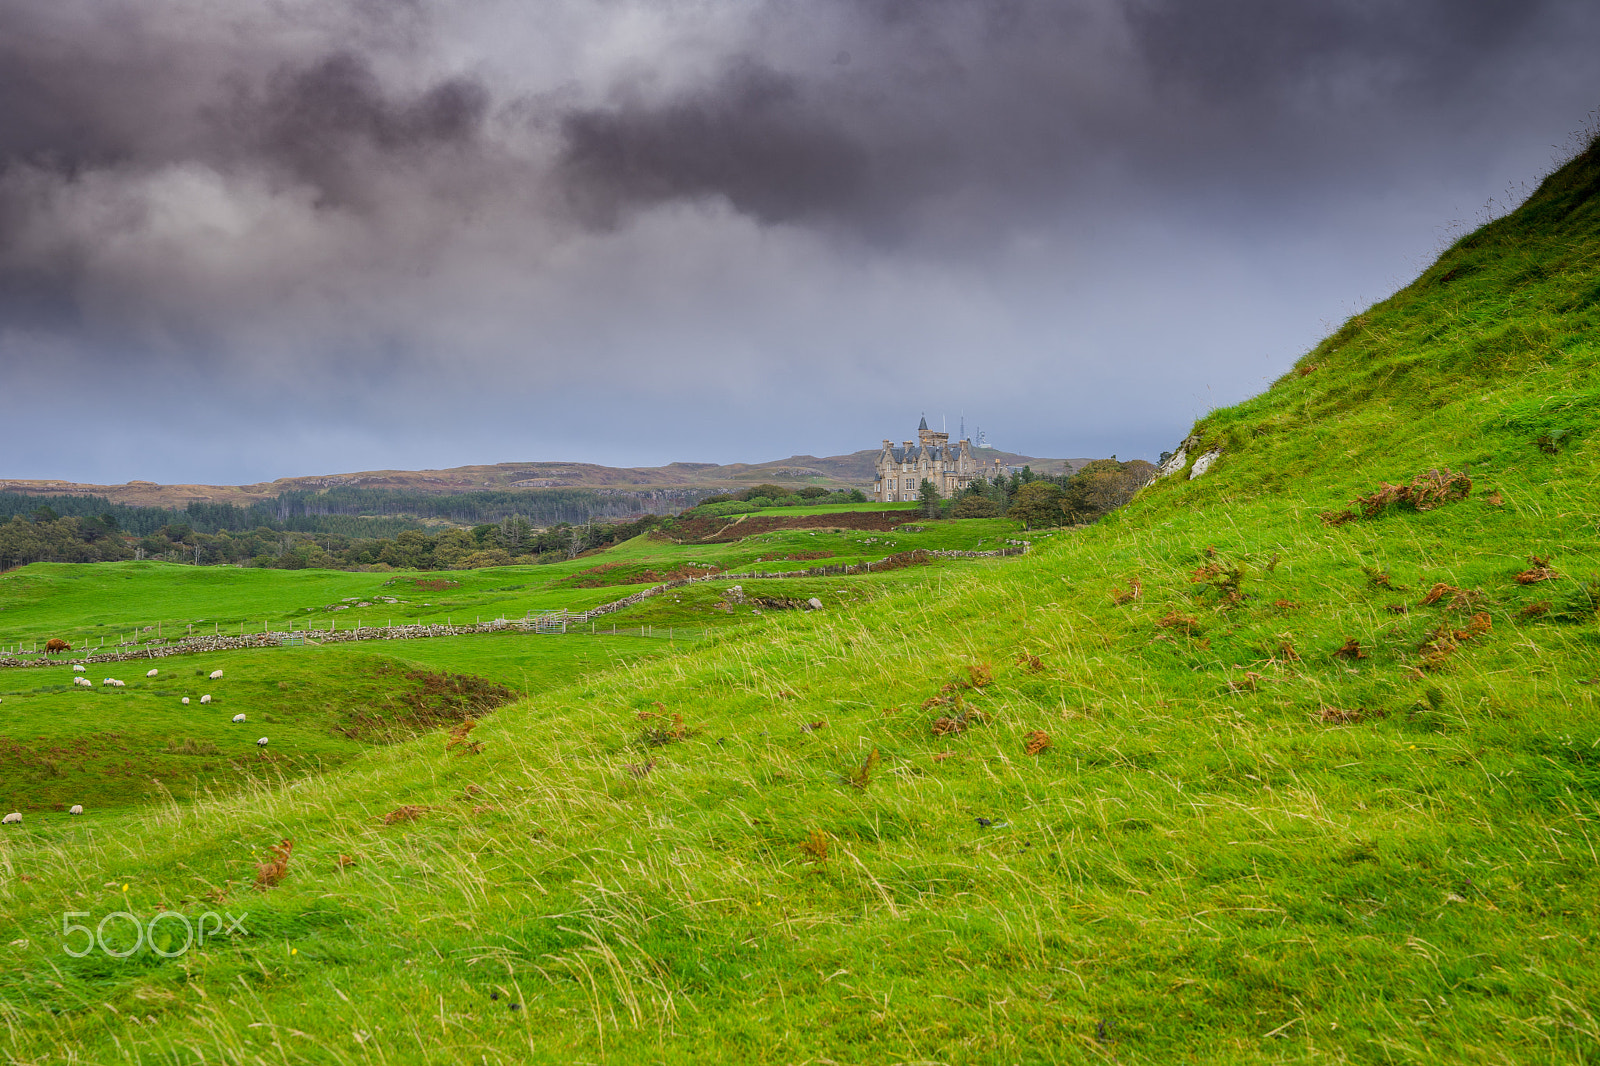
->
xmin=556 ymin=61 xmax=871 ymax=229
xmin=0 ymin=0 xmax=1597 ymax=484
xmin=548 ymin=0 xmax=1600 ymax=235
xmin=247 ymin=52 xmax=491 ymax=211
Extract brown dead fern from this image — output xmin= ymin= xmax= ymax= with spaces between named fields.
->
xmin=1110 ymin=578 xmax=1143 ymax=606
xmin=383 ymin=805 xmax=429 ymax=825
xmin=1324 ymin=468 xmax=1473 ymax=526
xmin=1157 ymin=611 xmax=1200 ymax=636
xmin=445 ymin=719 xmax=482 ymax=754
xmin=637 ymin=712 xmax=697 ymax=747
xmin=1516 ymin=556 xmax=1558 ymax=584
xmin=1317 ymin=706 xmax=1366 ymax=725
xmin=1024 ymin=730 xmax=1051 ymax=756
xmin=1333 ymin=639 xmax=1368 ymax=661
xmin=1418 ymin=582 xmax=1481 ymax=611
xmin=254 ymin=839 xmax=293 ymax=891
xmin=801 ymin=829 xmax=830 ymax=863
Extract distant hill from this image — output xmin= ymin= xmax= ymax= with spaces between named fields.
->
xmin=0 ymin=448 xmax=1089 ymax=511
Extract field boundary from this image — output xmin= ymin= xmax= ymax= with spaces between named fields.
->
xmin=0 ymin=545 xmax=1028 ymax=669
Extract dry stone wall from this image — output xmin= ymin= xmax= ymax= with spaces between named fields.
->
xmin=0 ymin=544 xmax=1029 ymax=670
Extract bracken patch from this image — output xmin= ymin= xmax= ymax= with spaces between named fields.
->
xmin=1516 ymin=556 xmax=1559 ymax=584
xmin=254 ymin=839 xmax=292 ymax=891
xmin=1322 ymin=468 xmax=1472 ymax=525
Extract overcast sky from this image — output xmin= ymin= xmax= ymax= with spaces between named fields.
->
xmin=1 ymin=0 xmax=1597 ymax=485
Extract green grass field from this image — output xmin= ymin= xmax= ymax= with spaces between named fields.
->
xmin=0 ymin=635 xmax=677 ymax=812
xmin=0 ymin=516 xmax=1025 ymax=651
xmin=0 ymin=136 xmax=1598 ymax=1063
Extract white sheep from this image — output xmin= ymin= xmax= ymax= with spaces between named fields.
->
xmin=69 ymin=805 xmax=83 ymax=815
xmin=112 ymin=679 xmax=125 ymax=688
xmin=147 ymin=668 xmax=158 ymax=677
xmin=72 ymin=664 xmax=86 ymax=673
xmin=200 ymin=694 xmax=212 ymax=704
xmin=74 ymin=677 xmax=92 ymax=688
xmin=232 ymin=713 xmax=246 ymax=723
xmin=210 ymin=669 xmax=224 ymax=680
xmin=2 ymin=812 xmax=20 ymax=825
xmin=181 ymin=697 xmax=190 ymax=705
xmin=256 ymin=737 xmax=269 ymax=747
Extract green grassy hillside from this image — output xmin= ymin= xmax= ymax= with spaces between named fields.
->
xmin=1 ymin=137 xmax=1598 ymax=1063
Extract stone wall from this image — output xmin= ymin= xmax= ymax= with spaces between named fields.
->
xmin=0 ymin=544 xmax=1029 ymax=670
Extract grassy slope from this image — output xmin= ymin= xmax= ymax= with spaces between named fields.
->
xmin=0 ymin=637 xmax=673 ymax=811
xmin=0 ymin=517 xmax=1024 ymax=648
xmin=2 ymin=141 xmax=1599 ymax=1063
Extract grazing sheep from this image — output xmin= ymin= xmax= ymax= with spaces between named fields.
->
xmin=69 ymin=805 xmax=83 ymax=815
xmin=2 ymin=812 xmax=20 ymax=825
xmin=72 ymin=664 xmax=86 ymax=673
xmin=74 ymin=677 xmax=92 ymax=688
xmin=146 ymin=668 xmax=158 ymax=677
xmin=210 ymin=669 xmax=224 ymax=680
xmin=200 ymin=694 xmax=212 ymax=704
xmin=232 ymin=713 xmax=246 ymax=723
xmin=112 ymin=679 xmax=125 ymax=688
xmin=102 ymin=678 xmax=125 ymax=688
xmin=181 ymin=697 xmax=190 ymax=705
xmin=256 ymin=737 xmax=269 ymax=747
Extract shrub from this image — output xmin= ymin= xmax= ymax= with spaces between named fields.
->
xmin=951 ymin=495 xmax=999 ymax=519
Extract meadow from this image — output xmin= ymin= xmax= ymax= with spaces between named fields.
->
xmin=0 ymin=514 xmax=1030 ymax=652
xmin=0 ymin=136 xmax=1597 ymax=1063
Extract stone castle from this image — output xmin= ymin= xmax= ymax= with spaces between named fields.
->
xmin=872 ymin=417 xmax=1006 ymax=503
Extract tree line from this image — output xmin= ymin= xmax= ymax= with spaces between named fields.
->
xmin=0 ymin=485 xmax=709 ymax=541
xmin=0 ymin=508 xmax=668 ymax=572
xmin=915 ymin=458 xmax=1158 ymax=528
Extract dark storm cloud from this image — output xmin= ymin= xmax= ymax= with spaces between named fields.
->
xmin=248 ymin=52 xmax=490 ymax=210
xmin=0 ymin=5 xmax=496 ymax=334
xmin=0 ymin=0 xmax=1597 ymax=483
xmin=551 ymin=0 xmax=1595 ymax=233
xmin=556 ymin=61 xmax=871 ymax=229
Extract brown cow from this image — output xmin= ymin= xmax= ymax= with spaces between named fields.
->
xmin=44 ymin=638 xmax=71 ymax=654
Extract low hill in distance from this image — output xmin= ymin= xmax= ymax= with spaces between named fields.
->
xmin=0 ymin=447 xmax=1083 ymax=511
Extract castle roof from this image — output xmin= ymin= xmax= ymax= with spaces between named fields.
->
xmin=918 ymin=414 xmax=928 ymax=431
